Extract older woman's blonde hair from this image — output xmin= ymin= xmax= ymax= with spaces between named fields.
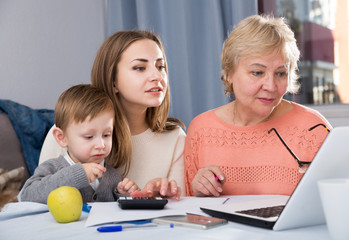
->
xmin=221 ymin=14 xmax=300 ymax=95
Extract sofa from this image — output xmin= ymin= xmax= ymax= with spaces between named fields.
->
xmin=0 ymin=100 xmax=54 ymax=209
xmin=0 ymin=113 xmax=30 ymax=184
xmin=0 ymin=113 xmax=29 ymax=209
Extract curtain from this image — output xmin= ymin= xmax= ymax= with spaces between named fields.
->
xmin=106 ymin=0 xmax=257 ymax=128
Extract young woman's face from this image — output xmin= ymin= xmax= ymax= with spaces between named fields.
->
xmin=115 ymin=39 xmax=167 ymax=112
xmin=228 ymin=51 xmax=288 ymax=118
xmin=63 ymin=110 xmax=114 ymax=164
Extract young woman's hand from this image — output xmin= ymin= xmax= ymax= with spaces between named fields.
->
xmin=130 ymin=178 xmax=181 ymax=200
xmin=116 ymin=178 xmax=140 ymax=195
xmin=82 ymin=163 xmax=106 ymax=183
xmin=192 ymin=165 xmax=225 ymax=197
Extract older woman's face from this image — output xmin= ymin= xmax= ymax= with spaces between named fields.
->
xmin=228 ymin=52 xmax=288 ymax=118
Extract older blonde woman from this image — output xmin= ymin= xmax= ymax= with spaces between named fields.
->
xmin=185 ymin=14 xmax=331 ymax=197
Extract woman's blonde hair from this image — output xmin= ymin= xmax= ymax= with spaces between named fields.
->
xmin=221 ymin=14 xmax=300 ymax=95
xmin=91 ymin=30 xmax=184 ymax=176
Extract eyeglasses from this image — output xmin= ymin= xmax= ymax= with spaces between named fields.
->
xmin=268 ymin=124 xmax=330 ymax=173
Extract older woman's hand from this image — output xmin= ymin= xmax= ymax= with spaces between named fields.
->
xmin=192 ymin=165 xmax=225 ymax=197
xmin=130 ymin=178 xmax=181 ymax=200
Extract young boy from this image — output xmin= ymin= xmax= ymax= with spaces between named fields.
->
xmin=20 ymin=84 xmax=139 ymax=203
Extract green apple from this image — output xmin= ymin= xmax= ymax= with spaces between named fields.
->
xmin=47 ymin=186 xmax=83 ymax=223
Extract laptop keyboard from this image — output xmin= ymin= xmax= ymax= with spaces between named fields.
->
xmin=236 ymin=205 xmax=285 ymax=218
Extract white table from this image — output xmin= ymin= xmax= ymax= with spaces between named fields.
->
xmin=0 ymin=196 xmax=332 ymax=240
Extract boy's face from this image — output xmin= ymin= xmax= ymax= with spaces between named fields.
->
xmin=63 ymin=110 xmax=114 ymax=164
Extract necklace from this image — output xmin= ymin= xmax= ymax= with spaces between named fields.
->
xmin=232 ymin=101 xmax=273 ymax=126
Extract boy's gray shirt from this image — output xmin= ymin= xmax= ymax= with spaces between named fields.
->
xmin=20 ymin=155 xmax=123 ymax=203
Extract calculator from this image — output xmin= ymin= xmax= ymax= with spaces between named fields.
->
xmin=117 ymin=196 xmax=168 ymax=210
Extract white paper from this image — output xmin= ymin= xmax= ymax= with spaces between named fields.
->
xmin=84 ymin=196 xmax=228 ymax=227
xmin=0 ymin=202 xmax=49 ymax=221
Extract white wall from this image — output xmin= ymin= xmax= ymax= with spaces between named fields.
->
xmin=0 ymin=0 xmax=106 ymax=110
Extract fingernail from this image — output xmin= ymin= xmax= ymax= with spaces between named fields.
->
xmin=161 ymin=190 xmax=166 ymax=195
xmin=217 ymin=187 xmax=223 ymax=192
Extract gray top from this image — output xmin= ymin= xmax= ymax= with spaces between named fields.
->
xmin=20 ymin=155 xmax=122 ymax=203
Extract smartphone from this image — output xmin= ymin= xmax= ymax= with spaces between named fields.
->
xmin=152 ymin=213 xmax=227 ymax=230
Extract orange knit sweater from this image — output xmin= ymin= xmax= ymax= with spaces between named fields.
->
xmin=184 ymin=102 xmax=331 ymax=196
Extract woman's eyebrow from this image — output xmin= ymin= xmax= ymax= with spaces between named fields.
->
xmin=131 ymin=58 xmax=148 ymax=63
xmin=249 ymin=63 xmax=287 ymax=69
xmin=131 ymin=58 xmax=164 ymax=63
xmin=249 ymin=63 xmax=267 ymax=68
xmin=278 ymin=65 xmax=288 ymax=70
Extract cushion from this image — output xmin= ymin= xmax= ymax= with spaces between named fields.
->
xmin=0 ymin=114 xmax=30 ymax=185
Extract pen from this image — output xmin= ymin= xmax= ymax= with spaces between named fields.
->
xmin=214 ymin=175 xmax=222 ymax=183
xmin=97 ymin=223 xmax=158 ymax=232
xmin=222 ymin=197 xmax=230 ymax=205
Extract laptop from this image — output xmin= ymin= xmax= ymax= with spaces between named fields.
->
xmin=200 ymin=126 xmax=349 ymax=231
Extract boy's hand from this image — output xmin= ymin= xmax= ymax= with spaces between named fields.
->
xmin=130 ymin=178 xmax=181 ymax=200
xmin=82 ymin=163 xmax=106 ymax=183
xmin=116 ymin=178 xmax=140 ymax=195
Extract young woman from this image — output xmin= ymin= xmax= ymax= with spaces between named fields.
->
xmin=39 ymin=30 xmax=186 ymax=199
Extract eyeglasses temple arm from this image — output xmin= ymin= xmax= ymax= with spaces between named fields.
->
xmin=268 ymin=128 xmax=301 ymax=163
xmin=308 ymin=123 xmax=330 ymax=132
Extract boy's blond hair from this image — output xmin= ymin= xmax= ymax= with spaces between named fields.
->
xmin=55 ymin=84 xmax=114 ymax=131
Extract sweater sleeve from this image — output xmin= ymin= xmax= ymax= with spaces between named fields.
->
xmin=78 ymin=165 xmax=123 ymax=203
xmin=20 ymin=157 xmax=89 ymax=204
xmin=184 ymin=121 xmax=200 ymax=196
